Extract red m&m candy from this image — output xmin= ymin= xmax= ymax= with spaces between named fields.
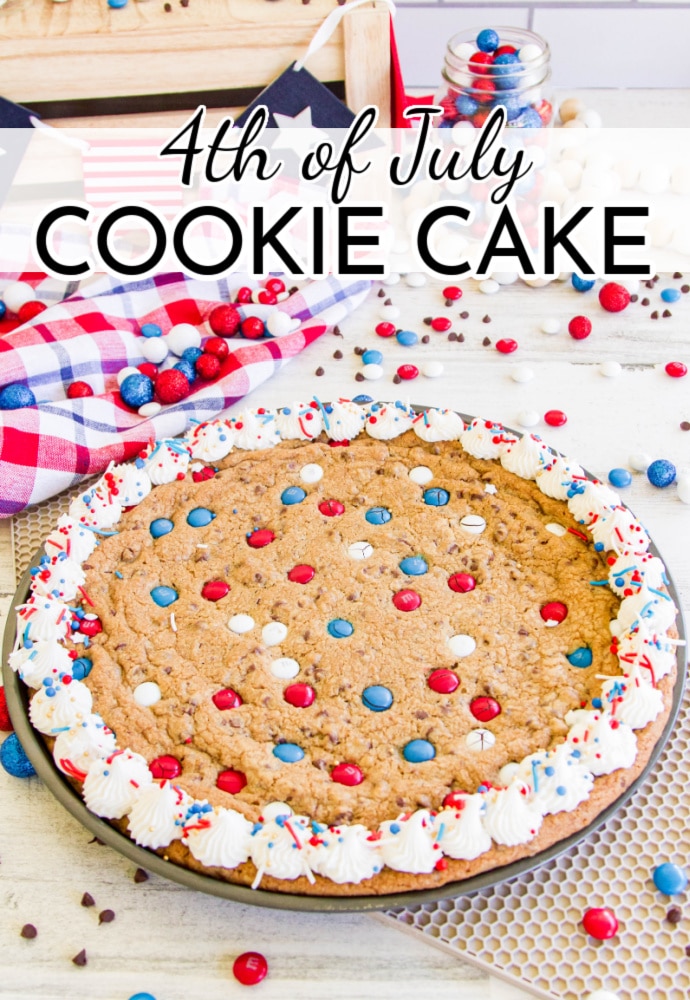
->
xmin=568 ymin=315 xmax=592 ymax=340
xmin=284 ymin=683 xmax=315 ymax=708
xmin=392 ymin=589 xmax=421 ymax=612
xmin=208 ymin=303 xmax=240 ymax=337
xmin=149 ymin=755 xmax=182 ymax=780
xmin=331 ymin=762 xmax=364 ymax=786
xmin=246 ymin=528 xmax=275 ymax=548
xmin=375 ymin=322 xmax=396 ymax=338
xmin=78 ymin=616 xmax=102 ymax=637
xmin=665 ymin=361 xmax=687 ymax=378
xmin=212 ymin=689 xmax=243 ymax=710
xmin=201 ymin=579 xmax=230 ymax=601
xmin=442 ymin=285 xmax=462 ymax=301
xmin=428 ymin=669 xmax=459 ymax=694
xmin=544 ymin=409 xmax=567 ymax=427
xmin=599 ymin=282 xmax=630 ymax=313
xmin=448 ymin=573 xmax=476 ymax=593
xmin=217 ymin=769 xmax=247 ymax=794
xmin=470 ymin=696 xmax=501 ymax=722
xmin=496 ymin=338 xmax=518 ymax=354
xmin=67 ymin=381 xmax=94 ymax=399
xmin=397 ymin=364 xmax=419 ymax=381
xmin=235 ymin=287 xmax=252 ymax=304
xmin=233 ymin=952 xmax=268 ymax=986
xmin=287 ymin=564 xmax=315 ymax=584
xmin=442 ymin=790 xmax=467 ymax=808
xmin=265 ymin=277 xmax=286 ymax=295
xmin=431 ymin=316 xmax=452 ymax=332
xmin=540 ymin=601 xmax=568 ymax=624
xmin=137 ymin=363 xmax=159 ymax=380
xmin=582 ymin=907 xmax=619 ymax=940
xmin=318 ymin=499 xmax=345 ymax=517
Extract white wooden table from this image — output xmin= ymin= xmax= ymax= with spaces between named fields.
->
xmin=1 ymin=90 xmax=689 ymax=1000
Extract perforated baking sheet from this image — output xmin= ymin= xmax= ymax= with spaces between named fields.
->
xmin=11 ymin=492 xmax=689 ymax=995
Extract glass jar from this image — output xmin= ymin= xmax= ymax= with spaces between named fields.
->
xmin=435 ymin=27 xmax=553 ymax=130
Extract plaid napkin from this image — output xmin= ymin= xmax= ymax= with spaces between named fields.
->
xmin=0 ymin=272 xmax=371 ymax=516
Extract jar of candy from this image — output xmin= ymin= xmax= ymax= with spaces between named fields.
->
xmin=435 ymin=27 xmax=553 ymax=130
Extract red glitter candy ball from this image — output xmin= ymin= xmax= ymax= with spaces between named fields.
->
xmin=0 ymin=319 xmax=20 ymax=336
xmin=195 ymin=353 xmax=221 ymax=381
xmin=568 ymin=315 xmax=592 ymax=340
xmin=448 ymin=572 xmax=476 ymax=593
xmin=599 ymin=282 xmax=631 ymax=313
xmin=240 ymin=317 xmax=265 ymax=340
xmin=582 ymin=907 xmax=619 ymax=940
xmin=155 ymin=369 xmax=190 ymax=404
xmin=540 ymin=601 xmax=568 ymax=624
xmin=470 ymin=696 xmax=501 ymax=722
xmin=331 ymin=762 xmax=365 ymax=786
xmin=212 ymin=688 xmax=243 ymax=710
xmin=203 ymin=336 xmax=230 ymax=359
xmin=78 ymin=616 xmax=102 ymax=637
xmin=665 ymin=361 xmax=687 ymax=378
xmin=287 ymin=564 xmax=315 ymax=584
xmin=494 ymin=44 xmax=517 ymax=56
xmin=217 ymin=769 xmax=247 ymax=795
xmin=208 ymin=303 xmax=241 ymax=337
xmin=201 ymin=579 xmax=230 ymax=601
xmin=233 ymin=952 xmax=268 ymax=987
xmin=246 ymin=528 xmax=275 ymax=548
xmin=442 ymin=286 xmax=462 ymax=301
xmin=318 ymin=499 xmax=345 ymax=517
xmin=473 ymin=78 xmax=496 ymax=103
xmin=397 ymin=364 xmax=419 ymax=381
xmin=137 ymin=363 xmax=159 ymax=380
xmin=430 ymin=316 xmax=452 ymax=332
xmin=544 ymin=409 xmax=567 ymax=427
xmin=17 ymin=300 xmax=47 ymax=323
xmin=392 ymin=589 xmax=422 ymax=612
xmin=284 ymin=683 xmax=316 ymax=708
xmin=469 ymin=50 xmax=493 ymax=74
xmin=428 ymin=668 xmax=460 ymax=694
xmin=235 ymin=287 xmax=253 ymax=304
xmin=265 ymin=277 xmax=286 ymax=295
xmin=496 ymin=338 xmax=518 ymax=354
xmin=0 ymin=686 xmax=14 ymax=732
xmin=149 ymin=755 xmax=182 ymax=780
xmin=375 ymin=321 xmax=396 ymax=338
xmin=66 ymin=381 xmax=94 ymax=399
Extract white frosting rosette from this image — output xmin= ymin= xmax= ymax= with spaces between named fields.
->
xmin=567 ymin=481 xmax=620 ymax=525
xmin=83 ymin=749 xmax=153 ymax=819
xmin=516 ymin=745 xmax=594 ymax=815
xmin=565 ymin=710 xmax=638 ymax=775
xmin=306 ymin=823 xmax=382 ymax=884
xmin=322 ymin=399 xmax=367 ymax=440
xmin=109 ymin=461 xmax=152 ymax=506
xmin=599 ymin=674 xmax=665 ymax=729
xmin=229 ymin=409 xmax=281 ymax=449
xmin=482 ymin=783 xmax=543 ymax=846
xmin=365 ymin=402 xmax=415 ymax=439
xmin=434 ymin=794 xmax=491 ymax=861
xmin=31 ymin=555 xmax=85 ymax=602
xmin=536 ymin=455 xmax=586 ymax=500
xmin=611 ymin=586 xmax=677 ymax=637
xmin=378 ymin=811 xmax=438 ymax=873
xmin=187 ymin=421 xmax=234 ymax=462
xmin=461 ymin=418 xmax=515 ymax=460
xmin=275 ymin=402 xmax=324 ymax=440
xmin=183 ymin=805 xmax=253 ymax=869
xmin=53 ymin=714 xmax=117 ymax=781
xmin=142 ymin=440 xmax=191 ymax=484
xmin=44 ymin=515 xmax=97 ymax=563
xmin=412 ymin=408 xmax=465 ymax=443
xmin=248 ymin=804 xmax=314 ymax=886
xmin=501 ymin=433 xmax=551 ymax=480
xmin=69 ymin=486 xmax=122 ymax=529
xmin=9 ymin=639 xmax=73 ymax=688
xmin=614 ymin=624 xmax=677 ymax=682
xmin=608 ymin=551 xmax=666 ymax=596
xmin=127 ymin=780 xmax=191 ymax=849
xmin=590 ymin=507 xmax=651 ymax=555
xmin=17 ymin=596 xmax=72 ymax=644
xmin=29 ymin=677 xmax=93 ymax=735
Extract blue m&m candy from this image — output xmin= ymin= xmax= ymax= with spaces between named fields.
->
xmin=399 ymin=556 xmax=428 ymax=576
xmin=128 ymin=994 xmax=157 ymax=1000
xmin=150 ymin=518 xmax=174 ymax=538
xmin=661 ymin=288 xmax=681 ymax=304
xmin=362 ymin=349 xmax=383 ymax=366
xmin=652 ymin=862 xmax=688 ymax=895
xmin=352 ymin=394 xmax=373 ymax=405
xmin=273 ymin=743 xmax=305 ymax=763
xmin=120 ymin=373 xmax=154 ymax=409
xmin=476 ymin=28 xmax=499 ymax=52
xmin=71 ymin=657 xmax=93 ymax=680
xmin=608 ymin=468 xmax=632 ymax=489
xmin=281 ymin=486 xmax=307 ymax=506
xmin=567 ymin=647 xmax=593 ymax=668
xmin=365 ymin=506 xmax=392 ymax=525
xmin=396 ymin=330 xmax=418 ymax=347
xmin=362 ymin=685 xmax=393 ymax=712
xmin=150 ymin=586 xmax=178 ymax=607
xmin=571 ymin=274 xmax=596 ymax=293
xmin=647 ymin=459 xmax=676 ymax=488
xmin=327 ymin=619 xmax=354 ymax=638
xmin=0 ymin=733 xmax=35 ymax=778
xmin=0 ymin=383 xmax=36 ymax=410
xmin=141 ymin=323 xmax=162 ymax=338
xmin=403 ymin=739 xmax=436 ymax=763
xmin=423 ymin=487 xmax=450 ymax=506
xmin=187 ymin=507 xmax=216 ymax=527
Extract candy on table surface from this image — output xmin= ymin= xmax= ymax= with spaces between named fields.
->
xmin=496 ymin=338 xmax=518 ymax=354
xmin=233 ymin=952 xmax=268 ymax=987
xmin=209 ymin=303 xmax=241 ymax=337
xmin=646 ymin=458 xmax=676 ymax=488
xmin=155 ymin=368 xmax=190 ymax=404
xmin=544 ymin=409 xmax=567 ymax=427
xmin=0 ymin=383 xmax=36 ymax=409
xmin=120 ymin=373 xmax=154 ymax=409
xmin=266 ymin=310 xmax=294 ymax=337
xmin=403 ymin=272 xmax=426 ymax=288
xmin=362 ymin=363 xmax=383 ymax=381
xmin=677 ymin=473 xmax=690 ymax=505
xmin=608 ymin=468 xmax=632 ymax=489
xmin=652 ymin=862 xmax=688 ymax=895
xmin=511 ymin=364 xmax=534 ymax=383
xmin=559 ymin=97 xmax=586 ymax=123
xmin=1 ymin=280 xmax=36 ymax=313
xmin=518 ymin=410 xmax=540 ymax=428
xmin=571 ymin=273 xmax=596 ymax=292
xmin=396 ymin=329 xmax=418 ymax=347
xmin=361 ymin=349 xmax=383 ymax=366
xmin=661 ymin=287 xmax=681 ymax=303
xmin=397 ymin=364 xmax=419 ymax=381
xmin=0 ymin=733 xmax=35 ymax=778
xmin=568 ymin=315 xmax=592 ymax=340
xmin=430 ymin=316 xmax=452 ymax=332
xmin=629 ymin=452 xmax=652 ymax=473
xmin=599 ymin=361 xmax=622 ymax=378
xmin=665 ymin=361 xmax=687 ymax=378
xmin=140 ymin=322 xmax=162 ymax=338
xmin=375 ymin=321 xmax=396 ymax=338
xmin=141 ymin=337 xmax=169 ymax=364
xmin=599 ymin=282 xmax=631 ymax=313
xmin=241 ymin=316 xmax=265 ymax=340
xmin=66 ymin=381 xmax=94 ymax=399
xmin=379 ymin=304 xmax=401 ymax=322
xmin=442 ymin=285 xmax=463 ymax=301
xmin=541 ymin=317 xmax=561 ymax=335
xmin=128 ymin=994 xmax=157 ymax=1000
xmin=421 ymin=361 xmax=444 ymax=378
xmin=479 ymin=279 xmax=500 ymax=295
xmin=582 ymin=907 xmax=619 ymax=940
xmin=166 ymin=322 xmax=201 ymax=356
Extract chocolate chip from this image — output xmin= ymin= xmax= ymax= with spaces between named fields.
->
xmin=674 ymin=271 xmax=683 ymax=279
xmin=384 ymin=297 xmax=393 ymax=306
xmin=445 ymin=298 xmax=455 ymax=307
xmin=180 ymin=0 xmax=189 ymax=7
xmin=682 ymin=285 xmax=690 ymax=294
xmin=315 ymin=367 xmax=324 ymax=376
xmin=72 ymin=949 xmax=87 ymax=967
xmin=423 ymin=316 xmax=432 ymax=326
xmin=667 ymin=906 xmax=683 ymax=924
xmin=163 ymin=2 xmax=171 ymax=9
xmin=630 ymin=294 xmax=638 ymax=303
xmin=681 ymin=422 xmax=690 ymax=431
xmin=333 ymin=350 xmax=343 ymax=359
xmin=651 ymin=311 xmax=659 ymax=319
xmin=460 ymin=310 xmax=469 ymax=319
xmin=20 ymin=924 xmax=37 ymax=939
xmin=641 ymin=297 xmax=650 ymax=306
xmin=288 ymin=286 xmax=299 ymax=295
xmin=88 ymin=836 xmax=105 ymax=845
xmin=421 ymin=335 xmax=430 ymax=344
xmin=482 ymin=336 xmax=491 ymax=346
xmin=645 ymin=279 xmax=655 ymax=289
xmin=377 ymin=288 xmax=385 ymax=297
xmin=354 ymin=346 xmax=365 ymax=356
xmin=393 ymin=374 xmax=402 ymax=384
xmin=81 ymin=892 xmax=95 ymax=908
xmin=457 ymin=333 xmax=465 ymax=342
xmin=448 ymin=332 xmax=457 ymax=342
xmin=663 ymin=309 xmax=672 ymax=318
xmin=98 ymin=909 xmax=115 ymax=925
xmin=355 ymin=372 xmax=365 ymax=382
xmin=332 ymin=325 xmax=342 ymax=337
xmin=482 ymin=315 xmax=491 ymax=324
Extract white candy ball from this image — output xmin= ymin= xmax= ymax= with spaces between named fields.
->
xmin=361 ymin=363 xmax=383 ymax=381
xmin=523 ymin=277 xmax=552 ymax=288
xmin=492 ymin=272 xmax=519 ymax=285
xmin=117 ymin=366 xmax=140 ymax=386
xmin=511 ymin=365 xmax=534 ymax=384
xmin=138 ymin=401 xmax=162 ymax=417
xmin=519 ymin=43 xmax=542 ymax=63
xmin=133 ymin=681 xmax=162 ymax=707
xmin=379 ymin=305 xmax=400 ymax=322
xmin=479 ymin=279 xmax=500 ymax=295
xmin=541 ymin=317 xmax=561 ymax=335
xmin=676 ymin=473 xmax=690 ymax=505
xmin=382 ymin=272 xmax=401 ymax=286
xmin=141 ymin=338 xmax=169 ymax=364
xmin=599 ymin=361 xmax=622 ymax=378
xmin=166 ymin=323 xmax=201 ymax=357
xmin=2 ymin=281 xmax=36 ymax=313
xmin=558 ymin=97 xmax=585 ymax=123
xmin=518 ymin=410 xmax=540 ymax=428
xmin=629 ymin=452 xmax=652 ymax=473
xmin=266 ymin=310 xmax=293 ymax=337
xmin=421 ymin=361 xmax=444 ymax=378
xmin=558 ymin=160 xmax=583 ymax=190
xmin=614 ymin=159 xmax=640 ymax=190
xmin=404 ymin=272 xmax=427 ymax=288
xmin=453 ymin=41 xmax=475 ymax=61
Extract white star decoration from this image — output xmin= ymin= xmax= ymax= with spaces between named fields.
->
xmin=271 ymin=106 xmax=328 ymax=156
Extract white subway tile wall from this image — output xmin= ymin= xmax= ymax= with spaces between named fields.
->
xmin=395 ymin=4 xmax=690 ymax=88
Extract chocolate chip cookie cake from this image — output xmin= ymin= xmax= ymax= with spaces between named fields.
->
xmin=12 ymin=400 xmax=679 ymax=896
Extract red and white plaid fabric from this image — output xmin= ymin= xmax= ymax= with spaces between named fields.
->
xmin=0 ymin=272 xmax=371 ymax=516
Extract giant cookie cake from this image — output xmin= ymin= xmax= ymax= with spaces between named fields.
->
xmin=12 ymin=400 xmax=679 ymax=896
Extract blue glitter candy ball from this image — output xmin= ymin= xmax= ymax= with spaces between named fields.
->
xmin=173 ymin=359 xmax=197 ymax=383
xmin=0 ymin=733 xmax=36 ymax=778
xmin=455 ymin=95 xmax=478 ymax=117
xmin=181 ymin=347 xmax=203 ymax=364
xmin=0 ymin=383 xmax=36 ymax=410
xmin=647 ymin=459 xmax=676 ymax=488
xmin=120 ymin=373 xmax=154 ymax=409
xmin=476 ymin=28 xmax=499 ymax=52
xmin=571 ymin=274 xmax=596 ymax=293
